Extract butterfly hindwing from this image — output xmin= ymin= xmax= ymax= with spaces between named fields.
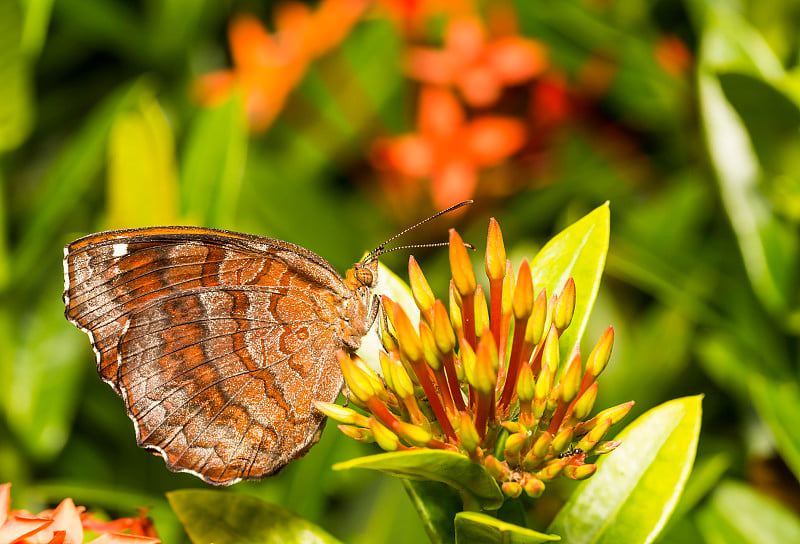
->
xmin=63 ymin=226 xmax=356 ymax=484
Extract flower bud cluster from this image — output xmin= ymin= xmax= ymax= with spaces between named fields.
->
xmin=315 ymin=218 xmax=633 ymax=499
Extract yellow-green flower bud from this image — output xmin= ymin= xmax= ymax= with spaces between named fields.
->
xmin=449 ymin=228 xmax=476 ymax=296
xmin=485 ymin=218 xmax=506 ymax=282
xmin=409 ymin=255 xmax=435 ymax=316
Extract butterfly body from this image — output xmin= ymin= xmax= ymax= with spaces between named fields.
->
xmin=63 ymin=226 xmax=376 ymax=485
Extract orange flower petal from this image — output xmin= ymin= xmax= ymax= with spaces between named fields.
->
xmin=431 ymin=159 xmax=477 ymax=210
xmin=372 ymin=135 xmax=435 ymax=178
xmin=486 ymin=37 xmax=547 ymax=84
xmin=90 ymin=533 xmax=160 ymax=543
xmin=192 ymin=71 xmax=237 ymax=107
xmin=456 ymin=64 xmax=502 ymax=107
xmin=307 ymin=0 xmax=369 ymax=56
xmin=0 ymin=483 xmax=9 ymax=526
xmin=228 ymin=14 xmax=282 ymax=70
xmin=418 ymin=87 xmax=464 ymax=138
xmin=273 ymin=1 xmax=313 ymax=56
xmin=654 ymin=34 xmax=692 ymax=77
xmin=531 ymin=75 xmax=571 ymax=127
xmin=0 ymin=515 xmax=53 ymax=543
xmin=445 ymin=16 xmax=486 ymax=61
xmin=405 ymin=48 xmax=461 ymax=85
xmin=464 ymin=117 xmax=526 ymax=166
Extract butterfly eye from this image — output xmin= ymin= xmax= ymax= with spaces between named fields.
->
xmin=355 ymin=266 xmax=374 ymax=287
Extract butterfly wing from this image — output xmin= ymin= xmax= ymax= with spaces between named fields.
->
xmin=64 ymin=226 xmax=362 ymax=485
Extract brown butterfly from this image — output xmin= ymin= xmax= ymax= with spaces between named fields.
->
xmin=62 ymin=202 xmax=469 ymax=486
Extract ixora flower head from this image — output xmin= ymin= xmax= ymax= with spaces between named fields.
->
xmin=315 ymin=209 xmax=633 ymax=502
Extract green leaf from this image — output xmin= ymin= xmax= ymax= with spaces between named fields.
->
xmin=180 ymin=94 xmax=248 ymax=227
xmin=20 ymin=0 xmax=55 ymax=57
xmin=167 ymin=489 xmax=344 ymax=544
xmin=548 ymin=396 xmax=702 ymax=544
xmin=107 ymin=90 xmax=180 ymax=227
xmin=402 ymin=480 xmax=462 ymax=544
xmin=0 ymin=0 xmax=34 ymax=151
xmin=529 ymin=202 xmax=609 ymax=356
xmin=696 ymin=480 xmax=800 ymax=544
xmin=1 ymin=289 xmax=87 ymax=460
xmin=750 ymin=377 xmax=800 ymax=482
xmin=333 ymin=449 xmax=504 ymax=511
xmin=697 ymin=6 xmax=799 ymax=318
xmin=455 ymin=512 xmax=560 ymax=544
xmin=13 ymin=80 xmax=145 ymax=287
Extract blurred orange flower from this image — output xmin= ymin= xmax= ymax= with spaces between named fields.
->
xmin=371 ymin=86 xmax=526 ymax=210
xmin=375 ymin=0 xmax=474 ymax=33
xmin=0 ymin=483 xmax=160 ymax=544
xmin=406 ymin=15 xmax=547 ymax=107
xmin=194 ymin=0 xmax=368 ymax=132
xmin=654 ymin=34 xmax=692 ymax=77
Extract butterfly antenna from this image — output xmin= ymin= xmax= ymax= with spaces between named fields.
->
xmin=365 ymin=200 xmax=473 ymax=263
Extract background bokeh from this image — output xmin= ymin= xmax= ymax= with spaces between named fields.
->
xmin=2 ymin=0 xmax=800 ymax=542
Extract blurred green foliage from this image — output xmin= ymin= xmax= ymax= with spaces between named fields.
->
xmin=2 ymin=0 xmax=800 ymax=542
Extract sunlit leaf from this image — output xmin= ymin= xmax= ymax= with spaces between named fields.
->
xmin=750 ymin=377 xmax=800 ymax=482
xmin=696 ymin=480 xmax=800 ymax=544
xmin=13 ymin=80 xmax=145 ymax=288
xmin=0 ymin=0 xmax=33 ymax=151
xmin=455 ymin=512 xmax=559 ymax=544
xmin=548 ymin=396 xmax=702 ymax=544
xmin=180 ymin=94 xmax=248 ymax=227
xmin=2 ymin=289 xmax=86 ymax=460
xmin=334 ymin=450 xmax=504 ymax=511
xmin=529 ymin=202 xmax=609 ymax=356
xmin=20 ymin=0 xmax=55 ymax=57
xmin=697 ymin=5 xmax=799 ymax=319
xmin=167 ymin=489 xmax=344 ymax=544
xmin=107 ymin=90 xmax=180 ymax=227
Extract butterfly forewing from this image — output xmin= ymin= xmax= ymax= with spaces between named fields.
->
xmin=63 ymin=226 xmax=369 ymax=485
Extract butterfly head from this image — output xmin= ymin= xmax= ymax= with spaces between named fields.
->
xmin=346 ymin=256 xmax=379 ymax=293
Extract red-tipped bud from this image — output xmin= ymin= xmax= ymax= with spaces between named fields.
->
xmin=484 ymin=455 xmax=510 ymax=481
xmin=504 ymin=432 xmax=528 ymax=456
xmin=512 ymin=260 xmax=533 ymax=320
xmin=369 ymin=419 xmax=401 ymax=451
xmin=564 ymin=464 xmax=596 ymax=480
xmin=409 ymin=256 xmax=435 ymax=316
xmin=523 ymin=477 xmax=545 ymax=498
xmin=449 ymin=229 xmax=476 ymax=296
xmin=516 ymin=363 xmax=535 ymax=404
xmin=338 ymin=424 xmax=374 ymax=442
xmin=501 ymin=259 xmax=514 ymax=316
xmin=449 ymin=281 xmax=463 ymax=335
xmin=485 ymin=218 xmax=506 ymax=282
xmin=432 ymin=299 xmax=456 ymax=354
xmin=458 ymin=411 xmax=480 ymax=454
xmin=419 ymin=321 xmax=442 ymax=371
xmin=502 ymin=481 xmax=522 ymax=498
xmin=313 ymin=401 xmax=369 ymax=427
xmin=387 ymin=351 xmax=415 ymax=399
xmin=338 ymin=351 xmax=375 ymax=403
xmin=394 ymin=420 xmax=434 ymax=447
xmin=554 ymin=278 xmax=576 ymax=331
xmin=392 ymin=301 xmax=423 ymax=363
xmin=542 ymin=324 xmax=560 ymax=376
xmin=537 ymin=459 xmax=567 ymax=480
xmin=578 ymin=401 xmax=634 ymax=435
xmin=594 ymin=440 xmax=622 ymax=454
xmin=560 ymin=349 xmax=583 ymax=403
xmin=551 ymin=426 xmax=574 ymax=454
xmin=588 ymin=326 xmax=614 ymax=378
xmin=474 ymin=329 xmax=499 ymax=395
xmin=525 ymin=288 xmax=548 ymax=345
xmin=577 ymin=418 xmax=612 ymax=452
xmin=474 ymin=285 xmax=490 ymax=335
xmin=572 ymin=382 xmax=599 ymax=421
xmin=532 ymin=431 xmax=553 ymax=459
